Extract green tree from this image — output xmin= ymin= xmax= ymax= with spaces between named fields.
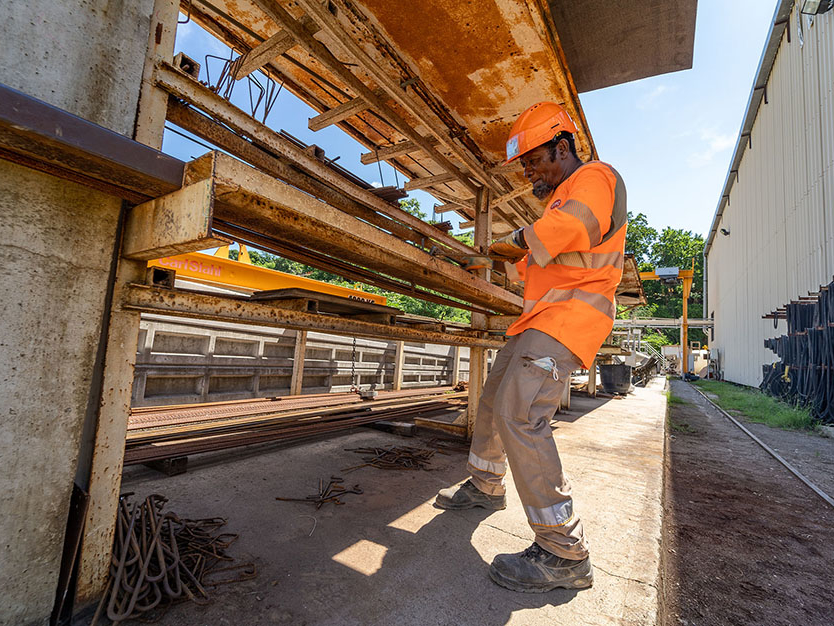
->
xmin=399 ymin=197 xmax=427 ymax=220
xmin=624 ymin=211 xmax=657 ymax=265
xmin=633 ymin=226 xmax=706 ymax=346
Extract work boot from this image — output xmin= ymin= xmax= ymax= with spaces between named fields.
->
xmin=435 ymin=479 xmax=506 ymax=510
xmin=489 ymin=542 xmax=593 ymax=592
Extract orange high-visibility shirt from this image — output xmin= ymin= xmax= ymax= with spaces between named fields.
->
xmin=504 ymin=161 xmax=627 ymax=367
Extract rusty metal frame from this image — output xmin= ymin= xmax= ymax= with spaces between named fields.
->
xmin=122 ymin=283 xmax=506 ymax=348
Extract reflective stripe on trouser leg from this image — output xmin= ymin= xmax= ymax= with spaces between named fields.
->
xmin=467 ymin=335 xmax=518 ymax=496
xmin=492 ymin=329 xmax=589 ymax=559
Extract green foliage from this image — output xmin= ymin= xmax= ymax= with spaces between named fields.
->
xmin=625 ymin=212 xmax=657 ymax=265
xmin=624 ymin=214 xmax=707 ymax=348
xmin=399 ymin=197 xmax=427 ymax=220
xmin=692 ymin=380 xmax=815 ymax=431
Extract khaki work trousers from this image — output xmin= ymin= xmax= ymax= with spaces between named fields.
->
xmin=468 ymin=329 xmax=589 ymax=559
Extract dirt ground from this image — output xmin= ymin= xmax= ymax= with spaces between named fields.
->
xmin=661 ymin=380 xmax=834 ymax=626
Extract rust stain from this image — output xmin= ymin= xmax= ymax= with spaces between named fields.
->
xmin=358 ymin=0 xmax=566 ymax=157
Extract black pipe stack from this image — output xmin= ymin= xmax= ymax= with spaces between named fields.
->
xmin=760 ymin=282 xmax=834 ymax=424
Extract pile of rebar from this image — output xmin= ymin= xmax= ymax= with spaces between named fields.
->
xmin=342 ymin=445 xmax=437 ymax=472
xmin=275 ymin=476 xmax=363 ymax=508
xmin=92 ymin=494 xmax=254 ymax=624
xmin=761 ymin=281 xmax=834 ymax=423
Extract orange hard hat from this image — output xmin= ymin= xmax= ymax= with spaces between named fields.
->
xmin=504 ymin=102 xmax=577 ymax=164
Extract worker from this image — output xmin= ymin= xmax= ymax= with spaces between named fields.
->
xmin=435 ymin=101 xmax=627 ymax=592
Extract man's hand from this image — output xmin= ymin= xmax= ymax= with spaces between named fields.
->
xmin=488 ymin=228 xmax=527 ymax=262
xmin=460 ymin=255 xmax=493 ymax=272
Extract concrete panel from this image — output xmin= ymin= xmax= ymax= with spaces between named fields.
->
xmin=0 ymin=0 xmax=156 ymax=622
xmin=132 ymin=315 xmax=471 ymax=406
xmin=0 ymin=0 xmax=152 ymax=136
xmin=0 ymin=162 xmax=121 ymax=623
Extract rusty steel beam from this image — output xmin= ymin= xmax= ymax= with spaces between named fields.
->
xmin=0 ymin=82 xmax=183 ymax=202
xmin=293 ymin=0 xmax=534 ymax=226
xmin=152 ymin=61 xmax=473 ymax=257
xmin=122 ymin=283 xmax=507 ymax=348
xmin=252 ymin=0 xmax=481 ymax=197
xmin=190 ymin=151 xmax=521 ymax=313
xmin=166 ymin=99 xmax=424 ymax=245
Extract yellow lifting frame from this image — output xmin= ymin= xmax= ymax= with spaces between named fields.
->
xmin=639 ymin=259 xmax=695 ymax=376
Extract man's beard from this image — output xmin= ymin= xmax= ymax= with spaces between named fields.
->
xmin=532 ymin=180 xmax=555 ymax=200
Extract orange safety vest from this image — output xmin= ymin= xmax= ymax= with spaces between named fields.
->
xmin=505 ymin=161 xmax=627 ymax=367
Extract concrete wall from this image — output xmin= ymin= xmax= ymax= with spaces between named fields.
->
xmin=0 ymin=1 xmax=154 ymax=623
xmin=133 ymin=315 xmax=471 ymax=406
xmin=707 ymin=7 xmax=834 ymax=386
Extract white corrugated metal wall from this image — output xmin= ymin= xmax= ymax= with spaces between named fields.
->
xmin=708 ymin=6 xmax=834 ymax=386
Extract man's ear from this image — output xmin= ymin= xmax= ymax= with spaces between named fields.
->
xmin=557 ymin=138 xmax=571 ymax=159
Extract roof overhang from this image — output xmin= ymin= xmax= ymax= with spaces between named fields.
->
xmin=548 ymin=0 xmax=698 ymax=93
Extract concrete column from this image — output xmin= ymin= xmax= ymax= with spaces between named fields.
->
xmin=290 ymin=330 xmax=308 ymax=395
xmin=76 ymin=0 xmax=179 ymax=608
xmin=468 ymin=187 xmax=491 ymax=437
xmin=451 ymin=345 xmax=461 ymax=385
xmin=0 ymin=1 xmax=159 ymax=621
xmin=392 ymin=341 xmax=405 ymax=390
xmin=588 ymin=357 xmax=598 ymax=397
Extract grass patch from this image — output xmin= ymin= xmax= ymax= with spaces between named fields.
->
xmin=665 ymin=390 xmax=688 ymax=407
xmin=692 ymin=380 xmax=814 ymax=431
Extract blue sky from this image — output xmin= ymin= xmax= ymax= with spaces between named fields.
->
xmin=164 ymin=0 xmax=778 ymax=238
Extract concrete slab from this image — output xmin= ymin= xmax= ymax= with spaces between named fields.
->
xmin=121 ymin=377 xmax=667 ymax=625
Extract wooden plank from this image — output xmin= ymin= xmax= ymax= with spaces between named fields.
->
xmin=233 ymin=15 xmax=319 ymax=79
xmin=153 ymin=61 xmax=473 ymax=257
xmin=493 ymin=185 xmax=533 ymax=207
xmin=360 ymin=138 xmax=438 ymax=164
xmin=290 ymin=330 xmax=307 ymax=395
xmin=486 ymin=315 xmax=519 ymax=331
xmin=308 ymin=95 xmax=370 ymax=132
xmin=122 ymin=179 xmax=231 ymax=260
xmin=393 ymin=341 xmax=405 ymax=391
xmin=404 ymin=172 xmax=458 ymax=192
xmin=200 ymin=151 xmax=521 ymax=314
xmin=122 ymin=283 xmax=507 ymax=348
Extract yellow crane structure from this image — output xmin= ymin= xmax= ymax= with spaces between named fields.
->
xmin=148 ymin=245 xmax=387 ymax=305
xmin=639 ymin=259 xmax=696 ymax=376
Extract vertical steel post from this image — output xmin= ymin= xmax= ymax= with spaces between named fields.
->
xmin=75 ymin=0 xmax=179 ymax=606
xmin=468 ymin=187 xmax=492 ymax=437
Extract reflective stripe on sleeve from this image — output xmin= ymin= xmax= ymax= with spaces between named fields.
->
xmin=551 ymin=250 xmax=623 ymax=270
xmin=467 ymin=452 xmax=507 ymax=476
xmin=560 ymin=199 xmax=601 ymax=246
xmin=523 ymin=288 xmax=615 ymax=318
xmin=525 ymin=500 xmax=574 ymax=527
xmin=523 ymin=223 xmax=551 ymax=268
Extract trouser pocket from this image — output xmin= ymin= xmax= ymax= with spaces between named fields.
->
xmin=495 ymin=352 xmax=552 ymax=424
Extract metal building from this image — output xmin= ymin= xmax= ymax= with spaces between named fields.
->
xmin=705 ymin=0 xmax=834 ymax=385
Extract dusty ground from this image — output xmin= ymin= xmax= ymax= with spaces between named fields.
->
xmin=661 ymin=380 xmax=834 ymax=626
xmin=116 ymin=379 xmax=667 ymax=625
